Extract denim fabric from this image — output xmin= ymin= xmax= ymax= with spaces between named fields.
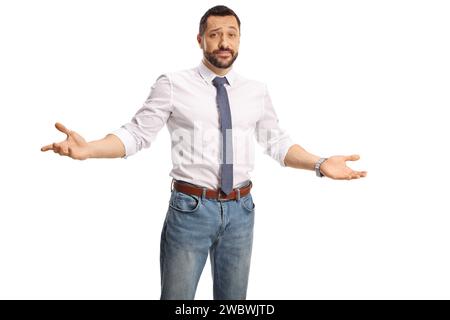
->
xmin=160 ymin=188 xmax=255 ymax=300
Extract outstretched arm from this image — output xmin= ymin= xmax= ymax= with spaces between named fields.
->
xmin=41 ymin=122 xmax=125 ymax=160
xmin=283 ymin=144 xmax=367 ymax=180
xmin=42 ymin=74 xmax=173 ymax=160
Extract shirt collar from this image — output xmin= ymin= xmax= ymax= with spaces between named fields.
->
xmin=198 ymin=60 xmax=236 ymax=86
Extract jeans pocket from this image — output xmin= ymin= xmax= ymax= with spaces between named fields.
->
xmin=169 ymin=190 xmax=201 ymax=213
xmin=240 ymin=193 xmax=255 ymax=212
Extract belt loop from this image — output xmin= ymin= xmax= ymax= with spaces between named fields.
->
xmin=171 ymin=178 xmax=175 ymax=192
xmin=201 ymin=187 xmax=207 ymax=202
xmin=236 ymin=188 xmax=240 ymax=202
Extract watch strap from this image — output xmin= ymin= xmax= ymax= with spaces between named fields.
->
xmin=315 ymin=157 xmax=328 ymax=177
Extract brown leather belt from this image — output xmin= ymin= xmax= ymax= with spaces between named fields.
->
xmin=172 ymin=179 xmax=252 ymax=201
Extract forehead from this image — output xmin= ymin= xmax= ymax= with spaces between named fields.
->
xmin=205 ymin=15 xmax=239 ymax=31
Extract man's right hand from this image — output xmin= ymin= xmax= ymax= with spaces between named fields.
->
xmin=41 ymin=122 xmax=91 ymax=160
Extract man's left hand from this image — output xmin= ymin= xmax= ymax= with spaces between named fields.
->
xmin=320 ymin=154 xmax=367 ymax=180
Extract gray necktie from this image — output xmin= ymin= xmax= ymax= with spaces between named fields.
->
xmin=212 ymin=76 xmax=234 ymax=195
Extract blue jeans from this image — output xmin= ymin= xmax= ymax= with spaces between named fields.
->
xmin=160 ymin=185 xmax=255 ymax=300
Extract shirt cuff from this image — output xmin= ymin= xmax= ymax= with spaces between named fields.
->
xmin=110 ymin=127 xmax=138 ymax=158
xmin=278 ymin=139 xmax=295 ymax=167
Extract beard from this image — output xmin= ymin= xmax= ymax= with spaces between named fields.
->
xmin=204 ymin=48 xmax=239 ymax=69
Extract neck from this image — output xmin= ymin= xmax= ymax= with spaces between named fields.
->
xmin=202 ymin=58 xmax=231 ymax=76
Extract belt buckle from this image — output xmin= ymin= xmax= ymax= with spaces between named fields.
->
xmin=217 ymin=190 xmax=229 ymax=201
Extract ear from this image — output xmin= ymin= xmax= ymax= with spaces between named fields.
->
xmin=197 ymin=34 xmax=203 ymax=49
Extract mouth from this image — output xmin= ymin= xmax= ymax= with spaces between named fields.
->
xmin=215 ymin=51 xmax=232 ymax=58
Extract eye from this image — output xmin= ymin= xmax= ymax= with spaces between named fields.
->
xmin=229 ymin=33 xmax=236 ymax=38
xmin=210 ymin=33 xmax=217 ymax=38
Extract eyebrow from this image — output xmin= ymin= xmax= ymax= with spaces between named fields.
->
xmin=208 ymin=26 xmax=238 ymax=33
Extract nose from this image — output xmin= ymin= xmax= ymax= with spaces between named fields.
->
xmin=218 ymin=35 xmax=229 ymax=49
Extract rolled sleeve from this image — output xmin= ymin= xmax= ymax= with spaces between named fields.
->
xmin=111 ymin=127 xmax=138 ymax=158
xmin=255 ymin=85 xmax=295 ymax=167
xmin=109 ymin=74 xmax=173 ymax=159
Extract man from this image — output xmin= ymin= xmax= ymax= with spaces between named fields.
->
xmin=41 ymin=5 xmax=367 ymax=300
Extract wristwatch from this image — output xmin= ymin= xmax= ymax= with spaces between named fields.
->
xmin=315 ymin=157 xmax=328 ymax=177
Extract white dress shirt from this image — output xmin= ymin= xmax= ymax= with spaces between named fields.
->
xmin=111 ymin=61 xmax=294 ymax=189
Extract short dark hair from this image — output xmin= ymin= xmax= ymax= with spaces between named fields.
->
xmin=199 ymin=5 xmax=241 ymax=36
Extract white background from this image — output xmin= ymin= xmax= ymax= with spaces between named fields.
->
xmin=1 ymin=0 xmax=449 ymax=299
